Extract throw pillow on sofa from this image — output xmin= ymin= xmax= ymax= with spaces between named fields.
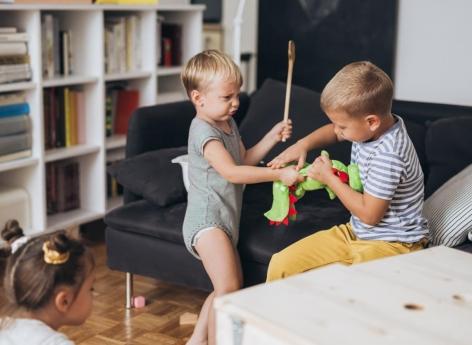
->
xmin=107 ymin=146 xmax=188 ymax=207
xmin=171 ymin=154 xmax=189 ymax=192
xmin=423 ymin=164 xmax=472 ymax=247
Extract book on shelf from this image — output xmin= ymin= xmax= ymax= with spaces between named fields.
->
xmin=46 ymin=160 xmax=80 ymax=215
xmin=0 ymin=32 xmax=28 ymax=43
xmin=43 ymin=87 xmax=84 ymax=149
xmin=41 ymin=14 xmax=73 ymax=78
xmin=0 ymin=91 xmax=32 ymax=163
xmin=0 ymin=28 xmax=32 ymax=84
xmin=0 ymin=149 xmax=31 ymax=164
xmin=0 ymin=114 xmax=30 ymax=137
xmin=104 ymin=15 xmax=141 ymax=74
xmin=0 ymin=64 xmax=32 ymax=84
xmin=0 ymin=132 xmax=32 ymax=157
xmin=0 ymin=54 xmax=29 ymax=65
xmin=156 ymin=15 xmax=164 ymax=66
xmin=114 ymin=89 xmax=139 ymax=135
xmin=0 ymin=102 xmax=29 ymax=118
xmin=0 ymin=42 xmax=28 ymax=56
xmin=106 ymin=160 xmax=124 ymax=198
xmin=105 ymin=81 xmax=139 ymax=137
xmin=0 ymin=92 xmax=26 ymax=106
xmin=0 ymin=28 xmax=17 ymax=34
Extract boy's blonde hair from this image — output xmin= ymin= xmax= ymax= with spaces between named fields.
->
xmin=181 ymin=49 xmax=243 ymax=96
xmin=320 ymin=61 xmax=393 ymax=117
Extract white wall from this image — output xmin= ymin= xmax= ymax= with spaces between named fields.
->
xmin=394 ymin=0 xmax=472 ymax=106
xmin=223 ymin=0 xmax=258 ymax=92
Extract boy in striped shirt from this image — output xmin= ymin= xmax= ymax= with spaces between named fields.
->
xmin=266 ymin=61 xmax=429 ymax=281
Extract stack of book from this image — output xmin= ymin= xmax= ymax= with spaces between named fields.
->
xmin=0 ymin=92 xmax=32 ymax=163
xmin=41 ymin=14 xmax=73 ymax=79
xmin=104 ymin=15 xmax=142 ymax=74
xmin=43 ymin=87 xmax=85 ymax=149
xmin=46 ymin=160 xmax=80 ymax=215
xmin=105 ymin=82 xmax=139 ymax=137
xmin=0 ymin=27 xmax=32 ymax=84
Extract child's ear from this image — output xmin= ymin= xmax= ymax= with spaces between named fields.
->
xmin=365 ymin=114 xmax=381 ymax=131
xmin=190 ymin=90 xmax=203 ymax=107
xmin=54 ymin=289 xmax=74 ymax=313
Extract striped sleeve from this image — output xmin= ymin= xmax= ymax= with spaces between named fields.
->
xmin=364 ymin=152 xmax=405 ymax=200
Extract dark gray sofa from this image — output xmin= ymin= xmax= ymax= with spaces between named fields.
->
xmin=104 ymin=79 xmax=472 ymax=304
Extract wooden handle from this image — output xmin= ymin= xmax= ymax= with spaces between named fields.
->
xmin=282 ymin=41 xmax=295 ymax=141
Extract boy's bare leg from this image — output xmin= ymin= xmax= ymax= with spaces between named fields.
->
xmin=187 ymin=228 xmax=242 ymax=345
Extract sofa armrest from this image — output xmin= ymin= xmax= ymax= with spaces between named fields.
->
xmin=126 ymin=100 xmax=194 ymax=159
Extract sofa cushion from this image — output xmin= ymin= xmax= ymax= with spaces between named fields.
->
xmin=423 ymin=164 xmax=472 ymax=247
xmin=105 ymin=200 xmax=186 ymax=244
xmin=425 ymin=117 xmax=472 ymax=198
xmin=238 ymin=183 xmax=350 ymax=265
xmin=107 ymin=146 xmax=187 ymax=207
xmin=239 ymin=78 xmax=352 ymax=164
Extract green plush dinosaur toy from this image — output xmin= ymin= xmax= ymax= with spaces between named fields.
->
xmin=264 ymin=151 xmax=363 ymax=225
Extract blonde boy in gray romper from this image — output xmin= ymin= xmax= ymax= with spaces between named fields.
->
xmin=181 ymin=50 xmax=302 ymax=345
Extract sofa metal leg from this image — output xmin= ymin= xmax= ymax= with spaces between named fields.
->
xmin=125 ymin=272 xmax=133 ymax=309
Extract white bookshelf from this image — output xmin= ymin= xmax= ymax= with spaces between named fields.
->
xmin=0 ymin=3 xmax=204 ymax=235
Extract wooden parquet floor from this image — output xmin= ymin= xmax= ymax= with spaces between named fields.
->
xmin=62 ymin=244 xmax=207 ymax=344
xmin=1 ymin=243 xmax=207 ymax=345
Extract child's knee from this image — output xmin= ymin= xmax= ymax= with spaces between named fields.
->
xmin=266 ymin=251 xmax=295 ymax=282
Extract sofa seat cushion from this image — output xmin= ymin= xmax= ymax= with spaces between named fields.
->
xmin=105 ymin=200 xmax=186 ymax=245
xmin=238 ymin=183 xmax=350 ymax=265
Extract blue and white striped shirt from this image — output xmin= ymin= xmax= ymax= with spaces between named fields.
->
xmin=350 ymin=115 xmax=429 ymax=243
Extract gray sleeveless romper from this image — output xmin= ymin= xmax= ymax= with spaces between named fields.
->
xmin=182 ymin=117 xmax=243 ymax=259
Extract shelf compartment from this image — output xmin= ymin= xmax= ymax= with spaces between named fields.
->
xmin=45 ymin=144 xmax=100 ymax=162
xmin=47 ymin=208 xmax=102 ymax=232
xmin=42 ymin=75 xmax=98 ymax=88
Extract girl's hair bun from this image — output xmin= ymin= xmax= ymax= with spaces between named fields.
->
xmin=1 ymin=220 xmax=24 ymax=243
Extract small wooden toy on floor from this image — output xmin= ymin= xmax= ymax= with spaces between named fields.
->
xmin=132 ymin=295 xmax=146 ymax=308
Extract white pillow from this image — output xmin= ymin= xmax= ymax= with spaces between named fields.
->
xmin=171 ymin=154 xmax=189 ymax=192
xmin=423 ymin=164 xmax=472 ymax=247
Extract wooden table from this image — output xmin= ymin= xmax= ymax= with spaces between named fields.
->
xmin=215 ymin=246 xmax=472 ymax=345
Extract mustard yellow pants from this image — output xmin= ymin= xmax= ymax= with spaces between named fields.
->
xmin=266 ymin=223 xmax=426 ymax=282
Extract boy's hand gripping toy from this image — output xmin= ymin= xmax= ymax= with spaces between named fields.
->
xmin=264 ymin=151 xmax=363 ymax=226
